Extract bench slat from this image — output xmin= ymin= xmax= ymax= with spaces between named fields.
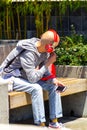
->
xmin=9 ymin=91 xmax=48 ymax=109
xmin=60 ymin=78 xmax=87 ymax=96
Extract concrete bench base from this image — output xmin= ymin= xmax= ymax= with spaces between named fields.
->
xmin=0 ymin=83 xmax=9 ymax=123
xmin=62 ymin=91 xmax=87 ymax=117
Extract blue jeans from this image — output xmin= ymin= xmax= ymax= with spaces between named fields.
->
xmin=12 ymin=77 xmax=63 ymax=124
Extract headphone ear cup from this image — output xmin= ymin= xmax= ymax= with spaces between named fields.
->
xmin=45 ymin=44 xmax=53 ymax=53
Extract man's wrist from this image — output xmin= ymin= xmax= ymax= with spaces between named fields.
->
xmin=53 ymin=78 xmax=57 ymax=82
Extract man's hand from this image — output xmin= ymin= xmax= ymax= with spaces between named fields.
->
xmin=53 ymin=78 xmax=65 ymax=87
xmin=45 ymin=52 xmax=57 ymax=67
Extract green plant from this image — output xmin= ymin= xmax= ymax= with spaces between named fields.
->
xmin=55 ymin=25 xmax=87 ymax=66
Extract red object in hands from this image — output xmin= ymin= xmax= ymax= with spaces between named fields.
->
xmin=41 ymin=64 xmax=56 ymax=81
xmin=48 ymin=64 xmax=56 ymax=76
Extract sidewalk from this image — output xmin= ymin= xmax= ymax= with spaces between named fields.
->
xmin=63 ymin=117 xmax=87 ymax=130
xmin=16 ymin=116 xmax=87 ymax=130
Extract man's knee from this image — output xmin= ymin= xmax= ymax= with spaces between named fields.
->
xmin=32 ymin=84 xmax=43 ymax=94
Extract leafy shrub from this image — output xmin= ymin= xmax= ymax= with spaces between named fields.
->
xmin=55 ymin=25 xmax=87 ymax=66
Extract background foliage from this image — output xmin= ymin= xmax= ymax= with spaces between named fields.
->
xmin=55 ymin=25 xmax=87 ymax=66
xmin=0 ymin=0 xmax=87 ymax=39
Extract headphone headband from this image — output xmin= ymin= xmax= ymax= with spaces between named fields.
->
xmin=49 ymin=29 xmax=60 ymax=43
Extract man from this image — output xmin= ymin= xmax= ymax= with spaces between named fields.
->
xmin=0 ymin=29 xmax=70 ymax=130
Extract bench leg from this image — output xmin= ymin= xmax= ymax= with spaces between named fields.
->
xmin=62 ymin=91 xmax=87 ymax=117
xmin=0 ymin=83 xmax=9 ymax=123
xmin=83 ymin=91 xmax=87 ymax=117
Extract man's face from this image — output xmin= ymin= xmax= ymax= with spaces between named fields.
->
xmin=53 ymin=42 xmax=59 ymax=49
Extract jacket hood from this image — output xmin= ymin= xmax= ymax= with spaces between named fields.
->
xmin=16 ymin=38 xmax=40 ymax=52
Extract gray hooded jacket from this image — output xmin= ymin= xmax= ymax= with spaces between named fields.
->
xmin=0 ymin=38 xmax=52 ymax=83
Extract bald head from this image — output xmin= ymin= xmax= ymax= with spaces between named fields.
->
xmin=37 ymin=29 xmax=60 ymax=53
xmin=41 ymin=29 xmax=60 ymax=45
xmin=41 ymin=31 xmax=54 ymax=44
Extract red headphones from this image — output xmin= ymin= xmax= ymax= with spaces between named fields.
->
xmin=45 ymin=29 xmax=60 ymax=53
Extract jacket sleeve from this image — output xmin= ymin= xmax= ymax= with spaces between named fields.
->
xmin=20 ymin=51 xmax=48 ymax=83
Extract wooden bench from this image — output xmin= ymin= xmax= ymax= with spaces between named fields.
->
xmin=0 ymin=77 xmax=87 ymax=124
xmin=8 ymin=78 xmax=87 ymax=109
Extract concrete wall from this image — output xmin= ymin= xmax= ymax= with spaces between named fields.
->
xmin=56 ymin=65 xmax=87 ymax=78
xmin=0 ymin=43 xmax=16 ymax=64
